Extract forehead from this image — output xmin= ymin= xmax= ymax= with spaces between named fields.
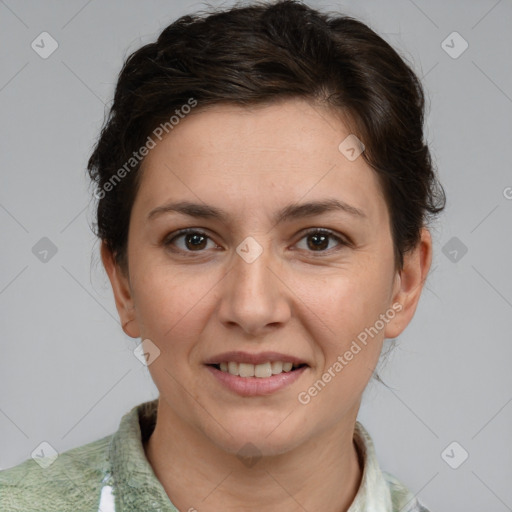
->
xmin=135 ymin=98 xmax=388 ymax=227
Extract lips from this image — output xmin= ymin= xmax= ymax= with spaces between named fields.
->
xmin=205 ymin=363 xmax=308 ymax=396
xmin=203 ymin=351 xmax=310 ymax=395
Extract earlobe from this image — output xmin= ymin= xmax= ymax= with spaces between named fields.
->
xmin=100 ymin=241 xmax=140 ymax=339
xmin=384 ymin=228 xmax=433 ymax=340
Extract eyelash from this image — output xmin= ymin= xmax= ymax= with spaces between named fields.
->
xmin=162 ymin=228 xmax=349 ymax=257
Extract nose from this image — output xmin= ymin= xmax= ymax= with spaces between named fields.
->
xmin=216 ymin=240 xmax=291 ymax=337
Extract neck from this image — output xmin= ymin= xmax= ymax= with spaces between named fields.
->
xmin=144 ymin=400 xmax=363 ymax=512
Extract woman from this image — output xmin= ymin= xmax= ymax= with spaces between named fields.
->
xmin=0 ymin=1 xmax=445 ymax=510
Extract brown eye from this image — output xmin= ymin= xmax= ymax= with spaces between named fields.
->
xmin=295 ymin=229 xmax=347 ymax=254
xmin=164 ymin=229 xmax=216 ymax=254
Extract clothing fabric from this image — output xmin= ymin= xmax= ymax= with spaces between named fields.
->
xmin=0 ymin=399 xmax=431 ymax=511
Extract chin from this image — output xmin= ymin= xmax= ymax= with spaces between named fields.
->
xmin=206 ymin=416 xmax=309 ymax=459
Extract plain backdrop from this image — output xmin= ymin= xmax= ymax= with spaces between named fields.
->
xmin=1 ymin=1 xmax=511 ymax=511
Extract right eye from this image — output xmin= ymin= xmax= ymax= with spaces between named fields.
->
xmin=163 ymin=228 xmax=220 ymax=255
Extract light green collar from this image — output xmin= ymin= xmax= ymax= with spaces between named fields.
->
xmin=107 ymin=398 xmax=178 ymax=511
xmin=104 ymin=399 xmax=425 ymax=512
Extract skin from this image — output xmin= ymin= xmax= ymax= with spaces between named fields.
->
xmin=102 ymin=97 xmax=432 ymax=512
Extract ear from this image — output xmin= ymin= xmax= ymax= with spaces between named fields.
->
xmin=100 ymin=241 xmax=140 ymax=339
xmin=384 ymin=227 xmax=433 ymax=339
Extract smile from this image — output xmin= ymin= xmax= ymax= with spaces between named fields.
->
xmin=210 ymin=361 xmax=307 ymax=378
xmin=205 ymin=363 xmax=308 ymax=396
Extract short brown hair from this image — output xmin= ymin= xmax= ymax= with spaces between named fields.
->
xmin=87 ymin=0 xmax=446 ymax=273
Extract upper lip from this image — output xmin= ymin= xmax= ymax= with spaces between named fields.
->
xmin=204 ymin=351 xmax=309 ymax=366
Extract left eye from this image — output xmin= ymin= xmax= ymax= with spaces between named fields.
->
xmin=163 ymin=228 xmax=347 ymax=255
xmin=295 ymin=229 xmax=347 ymax=253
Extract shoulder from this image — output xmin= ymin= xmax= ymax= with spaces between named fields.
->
xmin=382 ymin=470 xmax=432 ymax=512
xmin=0 ymin=433 xmax=113 ymax=512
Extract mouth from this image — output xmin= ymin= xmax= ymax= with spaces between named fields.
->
xmin=205 ymin=360 xmax=309 ymax=396
xmin=207 ymin=361 xmax=308 ymax=378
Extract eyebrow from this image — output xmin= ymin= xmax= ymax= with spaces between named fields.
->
xmin=147 ymin=198 xmax=367 ymax=224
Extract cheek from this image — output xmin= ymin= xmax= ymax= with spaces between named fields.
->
xmin=130 ymin=260 xmax=218 ymax=351
xmin=309 ymin=264 xmax=393 ymax=346
xmin=301 ymin=273 xmax=388 ymax=410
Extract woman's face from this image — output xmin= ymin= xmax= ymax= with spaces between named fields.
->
xmin=104 ymin=97 xmax=430 ymax=456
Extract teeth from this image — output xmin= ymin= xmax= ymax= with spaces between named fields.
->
xmin=255 ymin=362 xmax=272 ymax=378
xmin=271 ymin=361 xmax=283 ymax=374
xmin=216 ymin=361 xmax=302 ymax=378
xmin=239 ymin=363 xmax=255 ymax=377
xmin=282 ymin=362 xmax=293 ymax=372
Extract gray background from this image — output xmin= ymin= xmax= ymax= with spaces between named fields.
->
xmin=1 ymin=0 xmax=511 ymax=510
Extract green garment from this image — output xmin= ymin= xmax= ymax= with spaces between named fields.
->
xmin=0 ymin=399 xmax=431 ymax=511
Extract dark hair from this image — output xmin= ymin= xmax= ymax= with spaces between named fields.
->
xmin=87 ymin=0 xmax=445 ymax=274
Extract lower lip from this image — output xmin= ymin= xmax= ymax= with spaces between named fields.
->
xmin=205 ymin=365 xmax=308 ymax=396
